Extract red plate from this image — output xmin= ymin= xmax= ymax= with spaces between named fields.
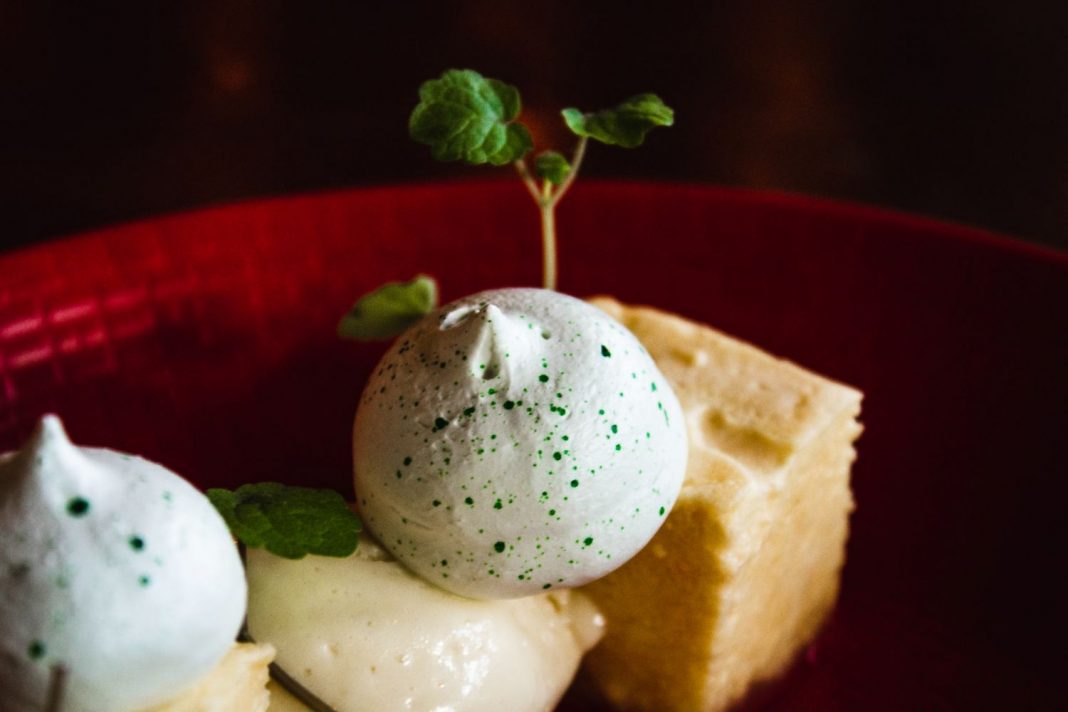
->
xmin=1 ymin=181 xmax=1065 ymax=710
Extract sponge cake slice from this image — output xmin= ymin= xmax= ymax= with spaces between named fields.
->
xmin=582 ymin=298 xmax=862 ymax=712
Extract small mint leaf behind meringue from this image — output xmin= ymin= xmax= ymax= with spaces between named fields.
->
xmin=338 ymin=275 xmax=438 ymax=341
xmin=207 ymin=483 xmax=361 ymax=559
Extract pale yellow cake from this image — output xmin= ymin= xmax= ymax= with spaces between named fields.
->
xmin=581 ymin=298 xmax=862 ymax=712
xmin=148 ymin=642 xmax=274 ymax=712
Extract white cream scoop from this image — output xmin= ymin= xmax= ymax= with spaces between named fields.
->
xmin=247 ymin=537 xmax=604 ymax=712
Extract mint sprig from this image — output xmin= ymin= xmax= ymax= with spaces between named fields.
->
xmin=409 ymin=69 xmax=673 ymax=291
xmin=207 ymin=483 xmax=361 ymax=559
xmin=338 ymin=275 xmax=438 ymax=341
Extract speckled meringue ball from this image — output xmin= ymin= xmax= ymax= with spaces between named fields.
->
xmin=353 ymin=288 xmax=687 ymax=599
xmin=0 ymin=416 xmax=247 ymax=712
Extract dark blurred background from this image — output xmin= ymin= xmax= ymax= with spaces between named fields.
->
xmin=1 ymin=0 xmax=1065 ymax=251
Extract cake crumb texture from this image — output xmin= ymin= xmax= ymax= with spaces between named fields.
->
xmin=147 ymin=642 xmax=274 ymax=712
xmin=582 ymin=298 xmax=862 ymax=712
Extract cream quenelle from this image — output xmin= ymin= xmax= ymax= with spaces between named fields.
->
xmin=247 ymin=537 xmax=604 ymax=711
xmin=353 ymin=288 xmax=687 ymax=599
xmin=0 ymin=416 xmax=247 ymax=712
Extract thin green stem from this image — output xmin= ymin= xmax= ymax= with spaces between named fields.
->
xmin=516 ymin=136 xmax=589 ymax=291
xmin=541 ymin=202 xmax=557 ymax=290
xmin=513 ymin=159 xmax=541 ymax=204
xmin=549 ymin=136 xmax=588 ymax=207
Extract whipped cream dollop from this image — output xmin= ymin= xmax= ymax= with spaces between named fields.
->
xmin=354 ymin=288 xmax=687 ymax=598
xmin=247 ymin=537 xmax=604 ymax=712
xmin=0 ymin=416 xmax=247 ymax=712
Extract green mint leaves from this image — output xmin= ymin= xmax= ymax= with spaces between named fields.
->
xmin=207 ymin=483 xmax=361 ymax=559
xmin=534 ymin=151 xmax=571 ymax=185
xmin=407 ymin=69 xmax=673 ymax=291
xmin=562 ymin=94 xmax=674 ymax=148
xmin=409 ymin=69 xmax=533 ymax=165
xmin=338 ymin=275 xmax=438 ymax=341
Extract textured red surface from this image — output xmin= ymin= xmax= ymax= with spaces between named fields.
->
xmin=1 ymin=181 xmax=1065 ymax=710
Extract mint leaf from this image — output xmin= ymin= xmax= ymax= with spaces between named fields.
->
xmin=561 ymin=94 xmax=674 ymax=148
xmin=338 ymin=275 xmax=438 ymax=341
xmin=534 ymin=151 xmax=571 ymax=185
xmin=207 ymin=483 xmax=361 ymax=559
xmin=409 ymin=69 xmax=533 ymax=165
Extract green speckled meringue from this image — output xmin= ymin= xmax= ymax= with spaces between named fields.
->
xmin=353 ymin=288 xmax=687 ymax=599
xmin=0 ymin=416 xmax=246 ymax=712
